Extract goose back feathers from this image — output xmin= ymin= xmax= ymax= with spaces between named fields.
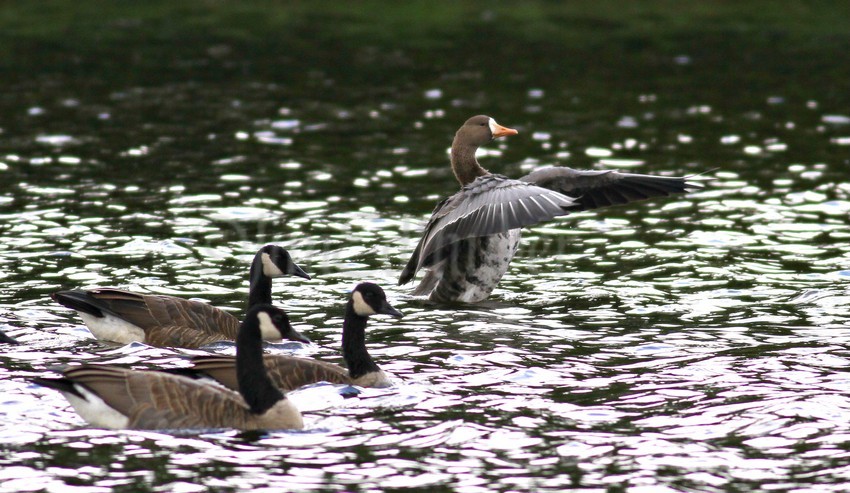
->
xmin=187 ymin=353 xmax=353 ymax=392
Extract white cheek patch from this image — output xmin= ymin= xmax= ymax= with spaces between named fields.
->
xmin=256 ymin=311 xmax=283 ymax=341
xmin=261 ymin=252 xmax=286 ymax=278
xmin=351 ymin=291 xmax=377 ymax=317
xmin=488 ymin=118 xmax=499 ymax=135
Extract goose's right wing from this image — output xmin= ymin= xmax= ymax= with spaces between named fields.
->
xmin=399 ymin=174 xmax=576 ymax=284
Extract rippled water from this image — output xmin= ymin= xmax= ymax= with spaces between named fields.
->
xmin=3 ymin=8 xmax=850 ymax=493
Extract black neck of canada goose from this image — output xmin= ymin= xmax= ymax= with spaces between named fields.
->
xmin=341 ymin=300 xmax=380 ymax=379
xmin=236 ymin=305 xmax=286 ymax=414
xmin=248 ymin=256 xmax=274 ymax=308
xmin=247 ymin=246 xmax=310 ymax=309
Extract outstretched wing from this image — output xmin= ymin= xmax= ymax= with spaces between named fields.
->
xmin=399 ymin=174 xmax=576 ymax=284
xmin=519 ymin=167 xmax=701 ymax=211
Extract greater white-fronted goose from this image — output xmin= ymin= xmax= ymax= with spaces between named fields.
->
xmin=51 ymin=245 xmax=311 ymax=348
xmin=399 ymin=115 xmax=701 ymax=302
xmin=32 ymin=304 xmax=303 ymax=430
xmin=180 ymin=282 xmax=403 ymax=392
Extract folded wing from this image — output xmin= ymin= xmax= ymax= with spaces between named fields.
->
xmin=54 ymin=288 xmax=241 ymax=341
xmin=59 ymin=365 xmax=252 ymax=429
xmin=190 ymin=354 xmax=353 ymax=392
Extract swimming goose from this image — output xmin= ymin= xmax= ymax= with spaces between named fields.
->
xmin=51 ymin=245 xmax=311 ymax=348
xmin=32 ymin=304 xmax=303 ymax=430
xmin=399 ymin=115 xmax=701 ymax=302
xmin=182 ymin=282 xmax=403 ymax=392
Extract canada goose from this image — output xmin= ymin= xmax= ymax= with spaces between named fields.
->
xmin=399 ymin=115 xmax=701 ymax=302
xmin=51 ymin=245 xmax=311 ymax=348
xmin=32 ymin=304 xmax=303 ymax=430
xmin=0 ymin=327 xmax=17 ymax=344
xmin=182 ymin=282 xmax=403 ymax=392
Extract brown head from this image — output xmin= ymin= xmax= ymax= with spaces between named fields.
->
xmin=450 ymin=115 xmax=518 ymax=186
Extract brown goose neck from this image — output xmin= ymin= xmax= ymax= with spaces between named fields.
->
xmin=450 ymin=143 xmax=489 ymax=186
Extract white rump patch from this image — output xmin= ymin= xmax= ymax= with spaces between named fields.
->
xmin=261 ymin=252 xmax=285 ymax=278
xmin=351 ymin=291 xmax=377 ymax=317
xmin=64 ymin=385 xmax=130 ymax=429
xmin=256 ymin=311 xmax=282 ymax=341
xmin=78 ymin=312 xmax=146 ymax=344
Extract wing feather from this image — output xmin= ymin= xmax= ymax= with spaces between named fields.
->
xmin=191 ymin=354 xmax=353 ymax=392
xmin=62 ymin=365 xmax=252 ymax=429
xmin=399 ymin=175 xmax=576 ymax=283
xmin=55 ymin=288 xmax=241 ymax=344
xmin=144 ymin=325 xmax=229 ymax=349
xmin=520 ymin=167 xmax=700 ymax=212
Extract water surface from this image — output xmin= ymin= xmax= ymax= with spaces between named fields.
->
xmin=2 ymin=4 xmax=850 ymax=492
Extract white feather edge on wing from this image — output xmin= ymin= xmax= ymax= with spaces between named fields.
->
xmin=420 ymin=181 xmax=575 ymax=259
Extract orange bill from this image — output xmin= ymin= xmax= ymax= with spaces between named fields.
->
xmin=491 ymin=120 xmax=518 ymax=138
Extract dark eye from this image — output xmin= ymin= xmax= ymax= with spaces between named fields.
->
xmin=480 ymin=122 xmax=486 ymax=126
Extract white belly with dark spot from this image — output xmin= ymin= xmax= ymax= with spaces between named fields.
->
xmin=430 ymin=229 xmax=522 ymax=303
